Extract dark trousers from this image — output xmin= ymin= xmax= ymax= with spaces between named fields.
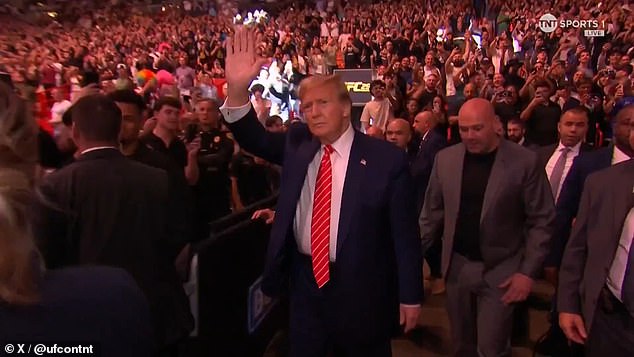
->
xmin=289 ymin=253 xmax=392 ymax=357
xmin=536 ymin=290 xmax=584 ymax=356
xmin=586 ymin=288 xmax=634 ymax=356
xmin=425 ymin=237 xmax=442 ymax=278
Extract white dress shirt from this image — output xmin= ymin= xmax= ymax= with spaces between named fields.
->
xmin=612 ymin=145 xmax=631 ymax=165
xmin=546 ymin=141 xmax=582 ymax=201
xmin=220 ymin=101 xmax=354 ymax=262
xmin=607 ymin=208 xmax=634 ymax=301
xmin=293 ymin=124 xmax=353 ymax=261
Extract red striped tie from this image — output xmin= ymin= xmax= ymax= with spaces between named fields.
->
xmin=311 ymin=144 xmax=334 ymax=288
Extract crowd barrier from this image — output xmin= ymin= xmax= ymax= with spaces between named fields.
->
xmin=184 ymin=195 xmax=288 ymax=357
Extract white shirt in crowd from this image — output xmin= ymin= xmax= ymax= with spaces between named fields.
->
xmin=445 ymin=64 xmax=462 ymax=97
xmin=612 ymin=145 xmax=631 ymax=165
xmin=546 ymin=141 xmax=582 ymax=201
xmin=360 ymin=98 xmax=393 ymax=132
xmin=220 ymin=101 xmax=354 ymax=262
xmin=50 ymin=100 xmax=72 ymax=124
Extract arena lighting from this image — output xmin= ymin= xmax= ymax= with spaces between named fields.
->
xmin=436 ymin=29 xmax=445 ymax=42
xmin=233 ymin=10 xmax=267 ymax=25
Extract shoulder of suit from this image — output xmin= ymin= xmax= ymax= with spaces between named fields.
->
xmin=435 ymin=142 xmax=462 ymax=162
xmin=502 ymin=139 xmax=539 ymax=161
xmin=576 ymin=146 xmax=609 ymax=161
xmin=585 ymin=159 xmax=633 ymax=187
xmin=286 ymin=121 xmax=311 ymax=146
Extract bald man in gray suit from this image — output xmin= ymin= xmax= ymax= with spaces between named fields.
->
xmin=420 ymin=98 xmax=555 ymax=356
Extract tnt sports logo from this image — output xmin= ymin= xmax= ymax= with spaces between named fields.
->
xmin=538 ymin=13 xmax=605 ymax=37
xmin=539 ymin=13 xmax=558 ymax=33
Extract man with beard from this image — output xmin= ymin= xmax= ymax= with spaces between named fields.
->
xmin=507 ymin=119 xmax=537 ymax=149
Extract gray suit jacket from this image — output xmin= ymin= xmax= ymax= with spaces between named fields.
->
xmin=420 ymin=139 xmax=555 ymax=285
xmin=558 ymin=159 xmax=634 ymax=331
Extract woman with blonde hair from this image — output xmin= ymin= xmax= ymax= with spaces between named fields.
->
xmin=0 ymin=81 xmax=154 ymax=356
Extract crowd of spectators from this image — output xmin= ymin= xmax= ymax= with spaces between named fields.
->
xmin=2 ymin=0 xmax=634 ymax=354
xmin=1 ymin=0 xmax=634 ymax=145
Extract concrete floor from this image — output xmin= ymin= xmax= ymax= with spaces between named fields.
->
xmin=391 ymin=279 xmax=554 ymax=356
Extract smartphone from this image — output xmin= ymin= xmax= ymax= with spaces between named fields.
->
xmin=184 ymin=124 xmax=198 ymax=143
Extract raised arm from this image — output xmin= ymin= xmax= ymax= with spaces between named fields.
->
xmin=221 ymin=27 xmax=286 ymax=165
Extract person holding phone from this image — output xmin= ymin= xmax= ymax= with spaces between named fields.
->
xmin=520 ymin=80 xmax=563 ymax=146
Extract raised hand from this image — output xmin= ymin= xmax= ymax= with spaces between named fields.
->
xmin=225 ymin=26 xmax=270 ymax=107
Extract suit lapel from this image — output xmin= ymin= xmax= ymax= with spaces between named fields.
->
xmin=481 ymin=141 xmax=508 ymax=222
xmin=447 ymin=144 xmax=465 ymax=218
xmin=275 ymin=138 xmax=320 ymax=236
xmin=612 ymin=162 xmax=634 ymax=243
xmin=336 ymin=131 xmax=366 ymax=254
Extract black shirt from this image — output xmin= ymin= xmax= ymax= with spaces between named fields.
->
xmin=230 ymin=153 xmax=275 ymax=207
xmin=128 ymin=143 xmax=193 ymax=244
xmin=417 ymin=88 xmax=438 ymax=110
xmin=141 ymin=132 xmax=188 ymax=169
xmin=191 ymin=127 xmax=234 ymax=225
xmin=453 ymin=149 xmax=498 ymax=260
xmin=526 ymin=102 xmax=562 ymax=147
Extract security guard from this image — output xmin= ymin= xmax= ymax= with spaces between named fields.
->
xmin=187 ymin=98 xmax=234 ymax=241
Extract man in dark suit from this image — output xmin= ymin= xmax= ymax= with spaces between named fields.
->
xmin=536 ymin=107 xmax=592 ymax=204
xmin=421 ymin=98 xmax=555 ymax=356
xmin=546 ymin=104 xmax=634 ymax=273
xmin=410 ymin=111 xmax=448 ymax=295
xmin=506 ymin=118 xmax=537 ymax=150
xmin=558 ymin=158 xmax=634 ymax=355
xmin=538 ymin=104 xmax=634 ymax=356
xmin=220 ymin=27 xmax=422 ymax=356
xmin=533 ymin=107 xmax=590 ymax=354
xmin=36 ymin=95 xmax=193 ymax=356
xmin=411 ymin=111 xmax=448 ymax=213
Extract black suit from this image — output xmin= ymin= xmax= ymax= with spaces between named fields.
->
xmin=36 ymin=148 xmax=193 ymax=350
xmin=410 ymin=130 xmax=448 ymax=213
xmin=129 ymin=143 xmax=194 ymax=245
xmin=536 ymin=142 xmax=594 ymax=170
xmin=519 ymin=138 xmax=538 ymax=150
xmin=545 ymin=145 xmax=615 ymax=267
xmin=534 ymin=141 xmax=594 ymax=356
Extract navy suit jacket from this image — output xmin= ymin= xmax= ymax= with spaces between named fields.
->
xmin=0 ymin=267 xmax=155 ymax=357
xmin=226 ymin=108 xmax=423 ymax=339
xmin=544 ymin=145 xmax=614 ymax=268
xmin=410 ymin=130 xmax=448 ymax=213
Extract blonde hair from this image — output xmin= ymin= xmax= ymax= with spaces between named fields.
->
xmin=0 ymin=81 xmax=38 ymax=181
xmin=0 ymin=168 xmax=42 ymax=305
xmin=297 ymin=74 xmax=352 ymax=105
